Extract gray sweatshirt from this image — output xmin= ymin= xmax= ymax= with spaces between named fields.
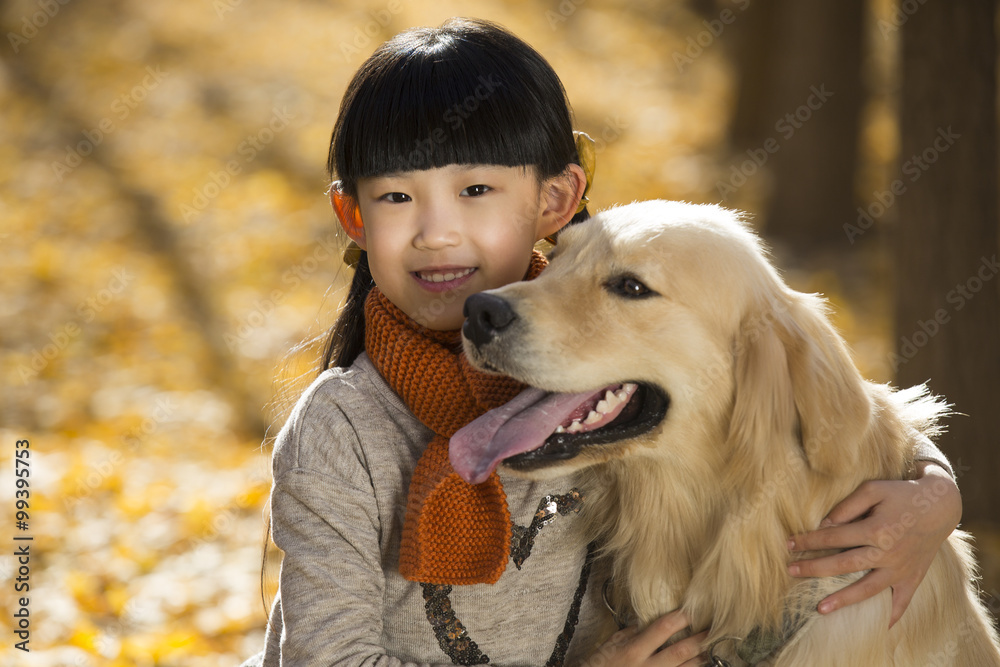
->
xmin=248 ymin=353 xmax=610 ymax=667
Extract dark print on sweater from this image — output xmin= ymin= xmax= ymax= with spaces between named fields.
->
xmin=421 ymin=489 xmax=591 ymax=666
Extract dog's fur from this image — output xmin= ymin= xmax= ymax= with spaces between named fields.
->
xmin=461 ymin=201 xmax=1000 ymax=665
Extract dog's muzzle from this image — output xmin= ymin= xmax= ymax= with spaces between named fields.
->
xmin=463 ymin=293 xmax=516 ymax=348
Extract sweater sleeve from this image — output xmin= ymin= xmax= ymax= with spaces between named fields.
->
xmin=913 ymin=432 xmax=956 ymax=480
xmin=267 ymin=386 xmax=453 ymax=667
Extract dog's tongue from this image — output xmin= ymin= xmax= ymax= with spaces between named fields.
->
xmin=450 ymin=386 xmax=601 ymax=485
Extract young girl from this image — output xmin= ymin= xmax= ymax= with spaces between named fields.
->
xmin=242 ymin=17 xmax=961 ymax=667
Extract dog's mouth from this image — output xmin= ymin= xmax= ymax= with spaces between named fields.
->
xmin=450 ymin=381 xmax=669 ymax=484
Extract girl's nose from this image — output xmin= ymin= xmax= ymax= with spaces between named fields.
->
xmin=413 ymin=206 xmax=462 ymax=250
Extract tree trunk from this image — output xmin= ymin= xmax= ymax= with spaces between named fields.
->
xmin=895 ymin=0 xmax=1000 ymax=526
xmin=727 ymin=0 xmax=865 ymax=254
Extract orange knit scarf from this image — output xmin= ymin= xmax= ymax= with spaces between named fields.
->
xmin=364 ymin=251 xmax=547 ymax=585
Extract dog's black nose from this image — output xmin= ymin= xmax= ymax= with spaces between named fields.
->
xmin=463 ymin=293 xmax=516 ymax=347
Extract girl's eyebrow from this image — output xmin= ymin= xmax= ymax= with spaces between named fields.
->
xmin=361 ymin=174 xmax=408 ymax=189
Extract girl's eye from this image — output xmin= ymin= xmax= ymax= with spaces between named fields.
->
xmin=380 ymin=192 xmax=410 ymax=203
xmin=461 ymin=184 xmax=491 ymax=197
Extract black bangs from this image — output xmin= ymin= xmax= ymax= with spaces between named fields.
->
xmin=329 ymin=18 xmax=577 ymax=195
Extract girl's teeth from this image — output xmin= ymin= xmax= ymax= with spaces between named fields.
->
xmin=420 ymin=268 xmax=474 ymax=283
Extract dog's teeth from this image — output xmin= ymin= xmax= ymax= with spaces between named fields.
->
xmin=602 ymin=390 xmax=623 ymax=411
xmin=584 ymin=410 xmax=602 ymax=425
xmin=595 ymin=399 xmax=610 ymax=414
xmin=554 ymin=425 xmax=565 ymax=433
xmin=567 ymin=421 xmax=583 ymax=433
xmin=615 ymin=390 xmax=628 ymax=402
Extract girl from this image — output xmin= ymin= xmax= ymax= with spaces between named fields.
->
xmin=243 ymin=17 xmax=961 ymax=667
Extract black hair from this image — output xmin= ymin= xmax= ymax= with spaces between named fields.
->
xmin=322 ymin=17 xmax=588 ymax=371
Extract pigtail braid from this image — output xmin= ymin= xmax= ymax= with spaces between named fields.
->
xmin=322 ymin=250 xmax=375 ymax=372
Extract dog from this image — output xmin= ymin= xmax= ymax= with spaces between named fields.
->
xmin=449 ymin=201 xmax=1000 ymax=666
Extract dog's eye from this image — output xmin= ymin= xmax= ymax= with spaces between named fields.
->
xmin=605 ymin=275 xmax=655 ymax=299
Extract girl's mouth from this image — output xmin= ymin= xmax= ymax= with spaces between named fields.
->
xmin=413 ymin=267 xmax=477 ymax=292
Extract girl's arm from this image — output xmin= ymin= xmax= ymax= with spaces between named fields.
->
xmin=787 ymin=437 xmax=962 ymax=627
xmin=267 ymin=404 xmax=455 ymax=667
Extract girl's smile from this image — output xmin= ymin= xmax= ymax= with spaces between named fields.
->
xmin=413 ymin=266 xmax=478 ymax=291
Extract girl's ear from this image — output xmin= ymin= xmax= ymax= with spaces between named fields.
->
xmin=330 ymin=184 xmax=366 ymax=249
xmin=536 ymin=163 xmax=587 ymax=241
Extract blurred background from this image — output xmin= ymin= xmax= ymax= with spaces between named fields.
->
xmin=1 ymin=0 xmax=997 ymax=664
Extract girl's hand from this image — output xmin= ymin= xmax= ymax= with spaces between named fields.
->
xmin=787 ymin=462 xmax=961 ymax=627
xmin=583 ymin=610 xmax=708 ymax=666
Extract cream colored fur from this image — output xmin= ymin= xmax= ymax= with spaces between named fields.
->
xmin=466 ymin=201 xmax=1000 ymax=666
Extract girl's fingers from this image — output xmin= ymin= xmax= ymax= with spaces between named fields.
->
xmin=788 ymin=545 xmax=883 ymax=578
xmin=812 ymin=568 xmax=891 ymax=615
xmin=788 ymin=521 xmax=873 ymax=555
xmin=586 ymin=612 xmax=705 ymax=666
xmin=652 ymin=630 xmax=709 ymax=666
xmin=820 ymin=481 xmax=884 ymax=526
xmin=631 ymin=610 xmax=694 ymax=656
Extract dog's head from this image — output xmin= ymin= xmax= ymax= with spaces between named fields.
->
xmin=450 ymin=200 xmax=872 ymax=485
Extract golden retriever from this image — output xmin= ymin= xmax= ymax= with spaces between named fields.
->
xmin=450 ymin=201 xmax=1000 ymax=666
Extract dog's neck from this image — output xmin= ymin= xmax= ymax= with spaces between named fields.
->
xmin=581 ymin=447 xmax=728 ymax=626
xmin=581 ymin=426 xmax=885 ymax=638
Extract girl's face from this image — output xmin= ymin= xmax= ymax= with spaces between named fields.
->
xmin=353 ymin=164 xmax=577 ymax=331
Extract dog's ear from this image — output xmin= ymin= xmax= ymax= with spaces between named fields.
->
xmin=776 ymin=293 xmax=872 ymax=475
xmin=728 ymin=299 xmax=799 ymax=480
xmin=730 ymin=292 xmax=871 ymax=477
